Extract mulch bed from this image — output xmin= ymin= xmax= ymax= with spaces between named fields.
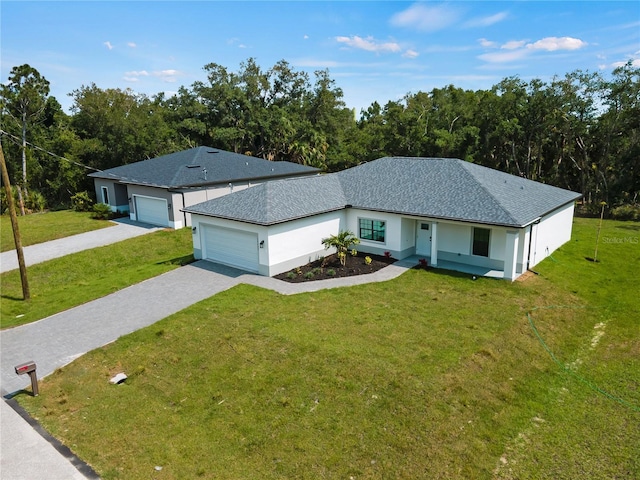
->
xmin=274 ymin=252 xmax=397 ymax=283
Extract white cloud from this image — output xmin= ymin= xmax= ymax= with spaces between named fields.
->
xmin=124 ymin=71 xmax=149 ymax=78
xmin=478 ymin=36 xmax=588 ymax=64
xmin=502 ymin=40 xmax=527 ymax=50
xmin=478 ymin=49 xmax=529 ymax=64
xmin=127 ymin=42 xmax=137 ymax=48
xmin=336 ymin=35 xmax=401 ymax=53
xmin=304 ymin=35 xmax=309 ymax=40
xmin=103 ymin=41 xmax=113 ymax=50
xmin=478 ymin=38 xmax=498 ymax=48
xmin=527 ymin=37 xmax=587 ymax=51
xmin=390 ymin=3 xmax=461 ymax=32
xmin=611 ymin=59 xmax=640 ymax=68
xmin=123 ymin=69 xmax=182 ymax=83
xmin=402 ymin=49 xmax=420 ymax=59
xmin=464 ymin=11 xmax=508 ymax=28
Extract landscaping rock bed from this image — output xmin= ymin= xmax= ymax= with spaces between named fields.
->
xmin=274 ymin=252 xmax=397 ymax=283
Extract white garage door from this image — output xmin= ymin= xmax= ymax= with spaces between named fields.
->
xmin=135 ymin=196 xmax=169 ymax=227
xmin=202 ymin=225 xmax=259 ymax=273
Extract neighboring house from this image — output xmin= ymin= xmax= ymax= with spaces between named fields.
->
xmin=184 ymin=157 xmax=582 ymax=281
xmin=88 ymin=147 xmax=320 ymax=228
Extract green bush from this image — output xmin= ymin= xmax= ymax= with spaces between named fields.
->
xmin=611 ymin=204 xmax=640 ymax=221
xmin=91 ymin=203 xmax=112 ymax=220
xmin=26 ymin=191 xmax=46 ymax=212
xmin=71 ymin=191 xmax=93 ymax=212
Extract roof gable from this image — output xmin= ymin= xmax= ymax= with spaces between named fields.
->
xmin=185 ymin=157 xmax=581 ymax=227
xmin=89 ymin=147 xmax=320 ymax=188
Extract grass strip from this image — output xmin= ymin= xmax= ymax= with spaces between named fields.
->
xmin=1 ymin=210 xmax=112 ymax=252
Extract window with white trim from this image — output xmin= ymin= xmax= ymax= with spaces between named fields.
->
xmin=359 ymin=218 xmax=386 ymax=243
xmin=101 ymin=186 xmax=109 ymax=205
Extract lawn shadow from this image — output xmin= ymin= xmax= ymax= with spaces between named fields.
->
xmin=0 ymin=294 xmax=27 ymax=301
xmin=3 ymin=389 xmax=34 ymax=400
xmin=189 ymin=259 xmax=248 ymax=278
xmin=615 ymin=224 xmax=640 ymax=231
xmin=156 ymin=254 xmax=195 ymax=267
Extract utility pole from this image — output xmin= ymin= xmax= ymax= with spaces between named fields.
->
xmin=0 ymin=142 xmax=30 ymax=300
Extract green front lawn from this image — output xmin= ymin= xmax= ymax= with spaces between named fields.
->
xmin=1 ymin=210 xmax=112 ymax=252
xmin=18 ymin=218 xmax=640 ymax=479
xmin=0 ymin=228 xmax=193 ymax=329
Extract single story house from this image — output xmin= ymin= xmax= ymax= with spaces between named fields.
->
xmin=88 ymin=147 xmax=320 ymax=228
xmin=184 ymin=157 xmax=582 ymax=281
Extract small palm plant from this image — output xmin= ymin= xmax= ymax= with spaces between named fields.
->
xmin=321 ymin=230 xmax=360 ymax=267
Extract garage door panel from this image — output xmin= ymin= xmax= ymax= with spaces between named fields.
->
xmin=135 ymin=196 xmax=169 ymax=227
xmin=203 ymin=225 xmax=258 ymax=272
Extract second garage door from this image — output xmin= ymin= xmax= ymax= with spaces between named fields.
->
xmin=202 ymin=224 xmax=259 ymax=273
xmin=135 ymin=195 xmax=169 ymax=227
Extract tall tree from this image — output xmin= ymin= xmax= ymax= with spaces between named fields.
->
xmin=0 ymin=64 xmax=50 ymax=213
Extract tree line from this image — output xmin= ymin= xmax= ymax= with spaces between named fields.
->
xmin=1 ymin=59 xmax=638 ymax=217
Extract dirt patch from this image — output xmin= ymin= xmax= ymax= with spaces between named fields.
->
xmin=274 ymin=252 xmax=397 ymax=283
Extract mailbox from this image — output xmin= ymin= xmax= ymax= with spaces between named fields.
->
xmin=14 ymin=360 xmax=38 ymax=396
xmin=15 ymin=361 xmax=36 ymax=375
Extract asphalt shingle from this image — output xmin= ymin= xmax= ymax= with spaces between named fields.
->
xmin=89 ymin=146 xmax=320 ymax=188
xmin=185 ymin=157 xmax=582 ymax=227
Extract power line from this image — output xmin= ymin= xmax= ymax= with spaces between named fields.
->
xmin=0 ymin=129 xmax=103 ymax=172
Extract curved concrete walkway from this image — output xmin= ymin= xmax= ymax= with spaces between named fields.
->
xmin=0 ymin=218 xmax=162 ymax=274
xmin=1 ymin=253 xmax=417 ymax=479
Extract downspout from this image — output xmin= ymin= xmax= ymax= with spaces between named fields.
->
xmin=180 ymin=191 xmax=187 ymax=227
xmin=527 ymin=218 xmax=541 ymax=274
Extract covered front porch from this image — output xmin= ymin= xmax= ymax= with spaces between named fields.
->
xmin=410 ymin=219 xmax=525 ymax=281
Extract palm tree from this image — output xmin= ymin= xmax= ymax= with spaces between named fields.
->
xmin=321 ymin=230 xmax=360 ymax=267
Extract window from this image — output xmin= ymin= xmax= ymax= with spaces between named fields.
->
xmin=101 ymin=186 xmax=109 ymax=205
xmin=472 ymin=227 xmax=490 ymax=257
xmin=420 ymin=223 xmax=429 ymax=230
xmin=359 ymin=218 xmax=386 ymax=243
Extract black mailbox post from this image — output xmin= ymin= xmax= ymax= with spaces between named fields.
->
xmin=15 ymin=361 xmax=38 ymax=396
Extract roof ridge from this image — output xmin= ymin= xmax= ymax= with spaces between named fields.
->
xmin=457 ymin=160 xmax=521 ymax=226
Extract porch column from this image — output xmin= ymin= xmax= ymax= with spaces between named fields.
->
xmin=504 ymin=230 xmax=519 ymax=281
xmin=430 ymin=222 xmax=438 ymax=266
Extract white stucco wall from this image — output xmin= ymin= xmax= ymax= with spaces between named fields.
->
xmin=529 ymin=202 xmax=575 ymax=268
xmin=191 ymin=211 xmax=345 ymax=276
xmin=438 ymin=223 xmax=471 ymax=255
xmin=268 ymin=213 xmax=344 ymax=265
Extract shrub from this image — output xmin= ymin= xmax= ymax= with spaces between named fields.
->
xmin=312 ymin=267 xmax=322 ymax=275
xmin=91 ymin=203 xmax=112 ymax=220
xmin=326 ymin=269 xmax=336 ymax=276
xmin=26 ymin=191 xmax=46 ymax=212
xmin=611 ymin=204 xmax=640 ymax=221
xmin=364 ymin=256 xmax=372 ymax=265
xmin=304 ymin=271 xmax=315 ymax=279
xmin=384 ymin=251 xmax=391 ymax=258
xmin=71 ymin=191 xmax=93 ymax=212
xmin=286 ymin=272 xmax=296 ymax=279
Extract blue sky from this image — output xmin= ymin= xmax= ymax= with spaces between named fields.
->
xmin=2 ymin=1 xmax=639 ymax=114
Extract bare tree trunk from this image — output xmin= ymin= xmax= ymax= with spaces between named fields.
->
xmin=19 ymin=110 xmax=27 ymax=215
xmin=0 ymin=143 xmax=30 ymax=300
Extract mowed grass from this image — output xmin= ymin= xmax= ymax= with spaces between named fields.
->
xmin=18 ymin=218 xmax=640 ymax=479
xmin=0 ymin=210 xmax=112 ymax=252
xmin=0 ymin=228 xmax=193 ymax=329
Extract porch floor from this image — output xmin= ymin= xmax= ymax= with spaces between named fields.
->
xmin=404 ymin=255 xmax=507 ymax=279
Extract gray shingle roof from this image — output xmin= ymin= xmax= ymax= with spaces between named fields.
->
xmin=185 ymin=157 xmax=582 ymax=227
xmin=88 ymin=146 xmax=320 ymax=188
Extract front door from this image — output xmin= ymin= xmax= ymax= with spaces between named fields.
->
xmin=416 ymin=222 xmax=432 ymax=256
